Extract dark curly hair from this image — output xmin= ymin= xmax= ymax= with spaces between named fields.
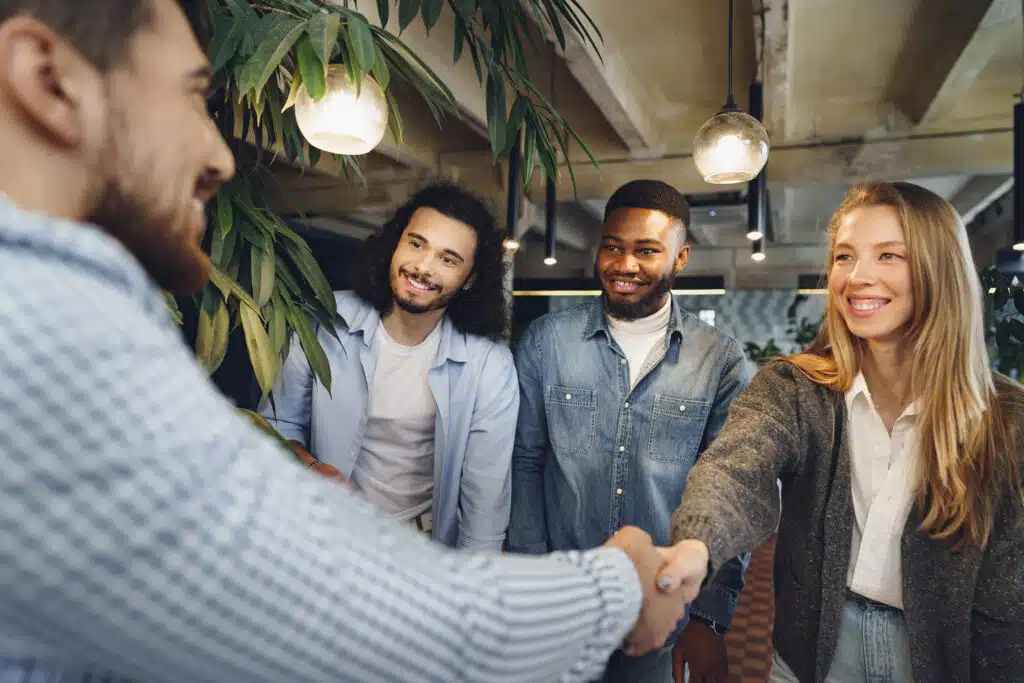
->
xmin=352 ymin=183 xmax=510 ymax=340
xmin=604 ymin=179 xmax=690 ymax=241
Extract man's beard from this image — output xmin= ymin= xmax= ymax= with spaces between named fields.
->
xmin=390 ymin=271 xmax=457 ymax=315
xmin=600 ymin=269 xmax=674 ymax=321
xmin=87 ymin=104 xmax=210 ymax=295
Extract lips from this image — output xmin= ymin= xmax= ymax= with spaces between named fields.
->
xmin=607 ymin=278 xmax=648 ymax=295
xmin=847 ymin=295 xmax=890 ymax=318
xmin=402 ymin=271 xmax=437 ymax=293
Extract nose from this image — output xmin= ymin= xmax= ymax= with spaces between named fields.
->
xmin=848 ymin=257 xmax=876 ymax=285
xmin=205 ymin=120 xmax=236 ymax=185
xmin=615 ymin=253 xmax=640 ymax=274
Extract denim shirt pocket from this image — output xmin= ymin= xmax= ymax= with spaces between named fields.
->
xmin=646 ymin=395 xmax=710 ymax=463
xmin=544 ymin=385 xmax=597 ymax=455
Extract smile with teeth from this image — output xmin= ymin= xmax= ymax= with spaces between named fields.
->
xmin=403 ymin=272 xmax=436 ymax=292
xmin=848 ymin=297 xmax=889 ymax=315
xmin=610 ymin=279 xmax=645 ymax=291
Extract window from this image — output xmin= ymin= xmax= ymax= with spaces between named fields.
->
xmin=698 ymin=309 xmax=716 ymax=327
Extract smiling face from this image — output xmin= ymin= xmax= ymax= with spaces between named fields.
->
xmin=829 ymin=204 xmax=914 ymax=346
xmin=596 ymin=207 xmax=689 ymax=320
xmin=388 ymin=207 xmax=477 ymax=315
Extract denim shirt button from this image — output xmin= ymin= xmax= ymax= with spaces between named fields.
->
xmin=620 ymin=358 xmax=627 ymax=365
xmin=616 ymin=488 xmax=623 ymax=495
xmin=679 ymin=404 xmax=686 ymax=412
xmin=623 ymin=402 xmax=630 ymax=408
xmin=618 ymin=445 xmax=625 ymax=452
xmin=565 ymin=393 xmax=572 ymax=400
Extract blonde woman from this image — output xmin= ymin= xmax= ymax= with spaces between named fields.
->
xmin=656 ymin=182 xmax=1024 ymax=682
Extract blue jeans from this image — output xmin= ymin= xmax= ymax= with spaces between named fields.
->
xmin=769 ymin=596 xmax=914 ymax=682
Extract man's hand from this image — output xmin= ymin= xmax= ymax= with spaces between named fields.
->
xmin=288 ymin=441 xmax=351 ymax=488
xmin=675 ymin=620 xmax=728 ymax=683
xmin=654 ymin=539 xmax=711 ymax=599
xmin=603 ymin=527 xmax=688 ymax=657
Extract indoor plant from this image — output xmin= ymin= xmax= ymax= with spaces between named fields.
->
xmin=180 ymin=0 xmax=604 ymax=399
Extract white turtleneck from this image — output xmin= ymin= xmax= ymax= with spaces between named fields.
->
xmin=607 ymin=297 xmax=672 ymax=389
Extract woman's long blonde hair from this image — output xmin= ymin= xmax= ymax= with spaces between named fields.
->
xmin=789 ymin=182 xmax=1023 ymax=548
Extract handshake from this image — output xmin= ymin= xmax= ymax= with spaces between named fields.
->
xmin=603 ymin=526 xmax=711 ymax=656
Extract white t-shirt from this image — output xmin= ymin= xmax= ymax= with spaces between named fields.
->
xmin=607 ymin=298 xmax=672 ymax=388
xmin=350 ymin=322 xmax=442 ymax=521
xmin=845 ymin=372 xmax=919 ymax=609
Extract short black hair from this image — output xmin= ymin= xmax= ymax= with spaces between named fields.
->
xmin=351 ymin=182 xmax=511 ymax=340
xmin=0 ymin=0 xmax=154 ymax=70
xmin=604 ymin=179 xmax=690 ymax=238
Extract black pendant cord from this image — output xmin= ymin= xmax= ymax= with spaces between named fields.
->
xmin=724 ymin=0 xmax=737 ymax=110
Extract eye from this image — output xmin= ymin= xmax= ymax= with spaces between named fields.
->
xmin=442 ymin=256 xmax=456 ymax=266
xmin=879 ymin=252 xmax=904 ymax=261
xmin=602 ymin=244 xmax=621 ymax=253
xmin=833 ymin=253 xmax=852 ymax=263
xmin=409 ymin=239 xmax=422 ymax=248
xmin=638 ymin=248 xmax=657 ymax=256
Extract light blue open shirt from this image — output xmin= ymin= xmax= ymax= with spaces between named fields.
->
xmin=260 ymin=291 xmax=519 ymax=551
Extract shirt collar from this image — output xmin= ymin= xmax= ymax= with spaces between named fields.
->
xmin=341 ymin=300 xmax=468 ymax=364
xmin=582 ymin=295 xmax=685 ymax=342
xmin=844 ymin=371 xmax=920 ymax=417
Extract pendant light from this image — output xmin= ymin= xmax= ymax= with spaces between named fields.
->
xmin=295 ymin=65 xmax=388 ymax=156
xmin=693 ymin=0 xmax=770 ymax=184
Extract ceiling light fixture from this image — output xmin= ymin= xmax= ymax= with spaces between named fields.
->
xmin=294 ymin=66 xmax=388 ymax=155
xmin=694 ymin=0 xmax=770 ymax=184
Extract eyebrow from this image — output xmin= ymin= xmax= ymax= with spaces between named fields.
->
xmin=834 ymin=240 xmax=906 ymax=250
xmin=600 ymin=235 xmax=665 ymax=248
xmin=407 ymin=232 xmax=465 ymax=263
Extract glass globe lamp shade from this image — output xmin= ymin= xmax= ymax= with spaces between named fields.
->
xmin=295 ymin=65 xmax=389 ymax=156
xmin=693 ymin=109 xmax=770 ymax=184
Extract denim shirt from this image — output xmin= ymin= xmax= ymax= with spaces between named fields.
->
xmin=509 ymin=297 xmax=753 ymax=630
xmin=260 ymin=292 xmax=519 ymax=551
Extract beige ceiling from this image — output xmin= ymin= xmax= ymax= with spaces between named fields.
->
xmin=270 ymin=0 xmax=1024 ymax=289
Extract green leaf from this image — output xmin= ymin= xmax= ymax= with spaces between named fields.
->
xmin=503 ymin=95 xmax=529 ymax=156
xmin=247 ymin=15 xmax=306 ymax=98
xmin=485 ymin=68 xmax=507 ymax=159
xmin=210 ymin=20 xmax=244 ymax=75
xmin=453 ymin=16 xmax=467 ymax=63
xmin=251 ymin=243 xmax=276 ymax=309
xmin=161 ymin=291 xmax=183 ymax=325
xmin=216 ymin=191 xmax=233 ymax=237
xmin=197 ymin=288 xmax=231 ymax=374
xmin=421 ymin=0 xmax=444 ymax=33
xmin=240 ymin=303 xmax=281 ymax=398
xmin=308 ymin=145 xmax=321 ymax=170
xmin=347 ymin=14 xmax=376 ymax=75
xmin=210 ymin=219 xmax=238 ymax=267
xmin=282 ymin=71 xmax=303 ymax=111
xmin=307 ymin=10 xmax=341 ymax=66
xmin=286 ymin=305 xmax=333 ymax=393
xmin=296 ymin=34 xmax=326 ymax=101
xmin=268 ymin=295 xmax=289 ymax=358
xmin=454 ymin=0 xmax=477 ymax=17
xmin=286 ymin=246 xmax=336 ymax=315
xmin=398 ymin=0 xmax=421 ymax=32
xmin=209 ymin=262 xmax=262 ymax=314
xmin=372 ymin=43 xmax=391 ymax=90
xmin=376 ymin=0 xmax=390 ymax=27
xmin=385 ymin=88 xmax=404 ymax=142
xmin=522 ymin=122 xmax=538 ymax=190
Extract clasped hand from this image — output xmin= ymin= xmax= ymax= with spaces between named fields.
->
xmin=603 ymin=527 xmax=710 ymax=657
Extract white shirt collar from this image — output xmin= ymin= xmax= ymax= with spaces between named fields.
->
xmin=845 ymin=371 xmax=920 ymax=418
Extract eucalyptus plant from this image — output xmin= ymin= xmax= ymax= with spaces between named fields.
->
xmin=181 ymin=0 xmax=603 ymax=400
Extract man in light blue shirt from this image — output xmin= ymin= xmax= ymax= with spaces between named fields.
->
xmin=510 ymin=180 xmax=754 ymax=683
xmin=261 ymin=183 xmax=518 ymax=551
xmin=0 ymin=2 xmax=698 ymax=681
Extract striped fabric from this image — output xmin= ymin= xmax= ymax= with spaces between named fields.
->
xmin=0 ymin=197 xmax=642 ymax=683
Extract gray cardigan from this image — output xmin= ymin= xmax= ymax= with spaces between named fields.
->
xmin=671 ymin=361 xmax=1024 ymax=682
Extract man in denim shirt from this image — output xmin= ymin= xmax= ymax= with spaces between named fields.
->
xmin=261 ymin=184 xmax=518 ymax=551
xmin=509 ymin=180 xmax=753 ymax=682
